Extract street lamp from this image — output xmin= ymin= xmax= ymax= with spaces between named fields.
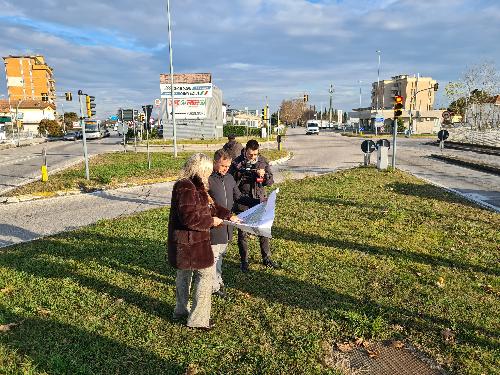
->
xmin=376 ymin=50 xmax=381 ymax=136
xmin=166 ymin=0 xmax=178 ymax=157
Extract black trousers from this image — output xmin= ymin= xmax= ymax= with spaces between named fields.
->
xmin=237 ymin=229 xmax=271 ymax=263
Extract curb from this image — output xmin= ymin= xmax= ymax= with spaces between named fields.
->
xmin=430 ymin=154 xmax=500 ymax=176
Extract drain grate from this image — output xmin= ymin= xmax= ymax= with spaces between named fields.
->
xmin=342 ymin=341 xmax=444 ymax=375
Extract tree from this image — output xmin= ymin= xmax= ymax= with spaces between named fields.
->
xmin=39 ymin=119 xmax=63 ymax=136
xmin=63 ymin=112 xmax=78 ymax=130
xmin=445 ymin=61 xmax=500 ymax=129
xmin=280 ymin=99 xmax=305 ymax=126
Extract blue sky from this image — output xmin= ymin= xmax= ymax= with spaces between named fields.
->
xmin=0 ymin=0 xmax=498 ymax=118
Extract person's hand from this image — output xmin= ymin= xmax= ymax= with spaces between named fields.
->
xmin=260 ymin=196 xmax=268 ymax=203
xmin=257 ymin=168 xmax=265 ymax=178
xmin=212 ymin=217 xmax=223 ymax=227
xmin=229 ymin=215 xmax=242 ymax=224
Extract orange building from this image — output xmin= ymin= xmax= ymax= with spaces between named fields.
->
xmin=3 ymin=55 xmax=56 ymax=104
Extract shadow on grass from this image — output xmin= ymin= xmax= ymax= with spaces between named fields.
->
xmin=0 ymin=307 xmax=183 ymax=374
xmin=386 ymin=181 xmax=484 ymax=209
xmin=0 ymin=231 xmax=177 ymax=321
xmin=273 ymin=226 xmax=500 ymax=277
xmin=223 ymin=260 xmax=499 ymax=352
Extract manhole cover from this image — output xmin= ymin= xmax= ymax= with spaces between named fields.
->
xmin=339 ymin=341 xmax=444 ymax=375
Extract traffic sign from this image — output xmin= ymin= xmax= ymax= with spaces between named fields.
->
xmin=442 ymin=111 xmax=452 ymax=120
xmin=437 ymin=130 xmax=449 ymax=141
xmin=154 ymin=98 xmax=161 ymax=107
xmin=361 ymin=140 xmax=376 ymax=153
xmin=376 ymin=139 xmax=391 ymax=149
xmin=109 ymin=115 xmax=118 ymax=121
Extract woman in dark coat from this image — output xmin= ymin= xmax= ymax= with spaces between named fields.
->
xmin=168 ymin=153 xmax=238 ymax=330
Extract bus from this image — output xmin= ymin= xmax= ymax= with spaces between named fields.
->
xmin=84 ymin=120 xmax=102 ymax=139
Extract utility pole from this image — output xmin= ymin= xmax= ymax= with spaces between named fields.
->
xmin=167 ymin=0 xmax=177 ymax=157
xmin=329 ymin=84 xmax=334 ymax=125
xmin=77 ymin=90 xmax=90 ymax=180
xmin=376 ymin=50 xmax=381 ymax=136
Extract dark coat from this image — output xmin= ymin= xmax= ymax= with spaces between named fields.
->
xmin=167 ymin=176 xmax=231 ymax=270
xmin=223 ymin=140 xmax=244 ymax=160
xmin=229 ymin=154 xmax=274 ymax=213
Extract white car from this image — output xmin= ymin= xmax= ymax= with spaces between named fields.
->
xmin=306 ymin=121 xmax=319 ymax=135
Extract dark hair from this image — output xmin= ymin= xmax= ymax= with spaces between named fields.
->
xmin=214 ymin=148 xmax=231 ymax=162
xmin=246 ymin=139 xmax=259 ymax=151
xmin=228 ymin=134 xmax=236 ymax=140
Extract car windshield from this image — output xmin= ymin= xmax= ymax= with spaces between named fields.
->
xmin=308 ymin=123 xmax=318 ymax=128
xmin=85 ymin=125 xmax=99 ymax=132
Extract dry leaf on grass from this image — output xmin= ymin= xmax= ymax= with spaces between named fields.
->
xmin=37 ymin=307 xmax=51 ymax=316
xmin=355 ymin=337 xmax=364 ymax=346
xmin=0 ymin=287 xmax=14 ymax=294
xmin=436 ymin=277 xmax=445 ymax=288
xmin=184 ymin=363 xmax=199 ymax=375
xmin=336 ymin=342 xmax=353 ymax=352
xmin=441 ymin=328 xmax=455 ymax=345
xmin=0 ymin=322 xmax=18 ymax=332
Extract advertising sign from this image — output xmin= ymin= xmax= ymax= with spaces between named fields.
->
xmin=167 ymin=98 xmax=207 ymax=119
xmin=160 ymin=83 xmax=213 ymax=98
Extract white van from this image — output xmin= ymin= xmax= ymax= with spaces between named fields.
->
xmin=306 ymin=121 xmax=319 ymax=135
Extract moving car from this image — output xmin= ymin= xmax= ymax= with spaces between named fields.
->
xmin=306 ymin=121 xmax=320 ymax=135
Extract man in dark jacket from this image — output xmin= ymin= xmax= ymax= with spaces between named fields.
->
xmin=207 ymin=149 xmax=245 ymax=297
xmin=223 ymin=134 xmax=244 ymax=159
xmin=229 ymin=139 xmax=278 ymax=272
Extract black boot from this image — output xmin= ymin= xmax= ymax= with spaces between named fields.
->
xmin=263 ymin=258 xmax=279 ymax=269
xmin=240 ymin=261 xmax=249 ymax=273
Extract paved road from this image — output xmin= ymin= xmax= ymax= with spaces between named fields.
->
xmin=1 ymin=127 xmax=498 ymax=247
xmin=0 ymin=134 xmax=124 ymax=195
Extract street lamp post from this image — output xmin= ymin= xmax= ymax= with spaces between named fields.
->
xmin=166 ymin=0 xmax=177 ymax=158
xmin=376 ymin=50 xmax=381 ymax=136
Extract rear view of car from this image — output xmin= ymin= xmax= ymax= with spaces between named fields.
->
xmin=306 ymin=122 xmax=319 ymax=135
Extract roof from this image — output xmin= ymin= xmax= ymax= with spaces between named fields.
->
xmin=159 ymin=73 xmax=211 ymax=84
xmin=0 ymin=99 xmax=55 ymax=111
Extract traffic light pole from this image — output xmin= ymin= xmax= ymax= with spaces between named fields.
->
xmin=392 ymin=118 xmax=397 ymax=168
xmin=78 ymin=91 xmax=90 ymax=180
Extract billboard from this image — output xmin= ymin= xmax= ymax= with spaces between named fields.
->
xmin=160 ymin=83 xmax=213 ymax=98
xmin=166 ymin=98 xmax=207 ymax=119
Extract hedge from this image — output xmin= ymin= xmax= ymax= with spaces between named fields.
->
xmin=223 ymin=125 xmax=262 ymax=137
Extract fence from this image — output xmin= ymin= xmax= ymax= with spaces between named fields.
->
xmin=448 ymin=127 xmax=500 ymax=147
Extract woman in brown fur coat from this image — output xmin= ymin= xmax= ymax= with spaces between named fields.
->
xmin=168 ymin=153 xmax=240 ymax=330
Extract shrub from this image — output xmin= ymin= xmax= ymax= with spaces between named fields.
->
xmin=223 ymin=125 xmax=262 ymax=137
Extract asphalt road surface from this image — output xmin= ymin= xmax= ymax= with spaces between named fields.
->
xmin=1 ymin=128 xmax=498 ymax=247
xmin=0 ymin=134 xmax=123 ymax=195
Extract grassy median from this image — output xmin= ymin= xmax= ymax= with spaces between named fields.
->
xmin=0 ymin=167 xmax=498 ymax=374
xmin=4 ymin=149 xmax=289 ymax=197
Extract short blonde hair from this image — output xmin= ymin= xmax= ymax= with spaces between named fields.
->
xmin=180 ymin=153 xmax=213 ymax=187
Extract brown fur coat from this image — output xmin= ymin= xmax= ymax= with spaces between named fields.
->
xmin=167 ymin=176 xmax=231 ymax=270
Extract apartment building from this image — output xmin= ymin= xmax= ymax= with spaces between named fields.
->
xmin=353 ymin=74 xmax=442 ymax=134
xmin=3 ymin=55 xmax=56 ymax=103
xmin=371 ymin=74 xmax=437 ymax=111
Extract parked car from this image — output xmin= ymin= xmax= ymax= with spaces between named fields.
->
xmin=63 ymin=131 xmax=79 ymax=141
xmin=101 ymin=128 xmax=110 ymax=138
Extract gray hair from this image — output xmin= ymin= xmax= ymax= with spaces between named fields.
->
xmin=180 ymin=153 xmax=213 ymax=187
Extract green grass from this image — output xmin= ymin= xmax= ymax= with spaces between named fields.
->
xmin=142 ymin=135 xmax=277 ymax=146
xmin=5 ymin=149 xmax=289 ymax=197
xmin=1 ymin=167 xmax=498 ymax=374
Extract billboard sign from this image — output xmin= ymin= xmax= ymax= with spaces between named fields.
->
xmin=167 ymin=98 xmax=207 ymax=119
xmin=160 ymin=83 xmax=213 ymax=98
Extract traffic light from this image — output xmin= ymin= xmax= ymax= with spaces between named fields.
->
xmin=41 ymin=93 xmax=48 ymax=102
xmin=142 ymin=105 xmax=153 ymax=131
xmin=303 ymin=94 xmax=309 ymax=102
xmin=65 ymin=92 xmax=72 ymax=101
xmin=86 ymin=95 xmax=96 ymax=118
xmin=433 ymin=83 xmax=439 ymax=91
xmin=394 ymin=95 xmax=404 ymax=118
xmin=261 ymin=108 xmax=265 ymax=120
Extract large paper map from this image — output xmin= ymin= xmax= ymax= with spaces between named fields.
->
xmin=223 ymin=188 xmax=278 ymax=238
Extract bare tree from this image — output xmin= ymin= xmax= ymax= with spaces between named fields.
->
xmin=280 ymin=99 xmax=305 ymax=126
xmin=445 ymin=61 xmax=500 ymax=129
